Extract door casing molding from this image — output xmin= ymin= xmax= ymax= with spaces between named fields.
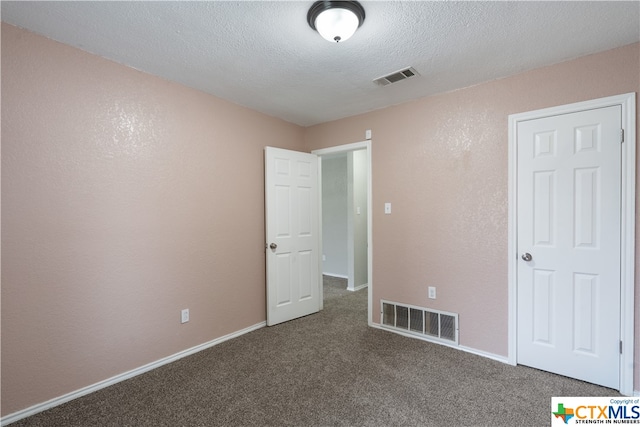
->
xmin=507 ymin=92 xmax=636 ymax=395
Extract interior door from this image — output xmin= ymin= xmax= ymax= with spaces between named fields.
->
xmin=265 ymin=147 xmax=320 ymax=326
xmin=516 ymin=105 xmax=621 ymax=389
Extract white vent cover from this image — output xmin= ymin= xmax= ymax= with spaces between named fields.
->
xmin=373 ymin=67 xmax=419 ymax=86
xmin=381 ymin=300 xmax=459 ymax=345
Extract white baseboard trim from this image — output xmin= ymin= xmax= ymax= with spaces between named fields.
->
xmin=370 ymin=323 xmax=510 ymax=365
xmin=457 ymin=345 xmax=511 ymax=365
xmin=322 ymin=273 xmax=348 ymax=279
xmin=349 ymin=283 xmax=368 ymax=292
xmin=1 ymin=321 xmax=266 ymax=426
xmin=373 ymin=323 xmax=640 ymax=394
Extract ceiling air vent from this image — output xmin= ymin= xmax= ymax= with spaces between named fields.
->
xmin=374 ymin=67 xmax=419 ymax=86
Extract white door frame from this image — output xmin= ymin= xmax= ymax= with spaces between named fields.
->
xmin=312 ymin=140 xmax=373 ymax=326
xmin=507 ymin=92 xmax=636 ymax=395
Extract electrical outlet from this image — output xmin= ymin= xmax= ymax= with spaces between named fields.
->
xmin=428 ymin=287 xmax=436 ymax=299
xmin=322 ymin=254 xmax=326 ymax=261
xmin=384 ymin=203 xmax=391 ymax=214
xmin=181 ymin=308 xmax=189 ymax=324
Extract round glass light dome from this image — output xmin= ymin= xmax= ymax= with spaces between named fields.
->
xmin=307 ymin=1 xmax=365 ymax=44
xmin=314 ymin=8 xmax=359 ymax=43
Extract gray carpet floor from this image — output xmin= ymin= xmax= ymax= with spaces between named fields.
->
xmin=11 ymin=276 xmax=618 ymax=426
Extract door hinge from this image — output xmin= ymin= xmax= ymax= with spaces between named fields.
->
xmin=621 ymin=129 xmax=625 ymax=143
xmin=620 ymin=340 xmax=623 ymax=354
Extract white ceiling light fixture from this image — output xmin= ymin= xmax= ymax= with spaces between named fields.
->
xmin=307 ymin=1 xmax=366 ymax=43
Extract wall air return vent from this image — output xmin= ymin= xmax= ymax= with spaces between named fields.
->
xmin=381 ymin=300 xmax=458 ymax=345
xmin=373 ymin=67 xmax=419 ymax=86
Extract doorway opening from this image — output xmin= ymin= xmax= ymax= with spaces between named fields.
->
xmin=313 ymin=141 xmax=372 ymax=325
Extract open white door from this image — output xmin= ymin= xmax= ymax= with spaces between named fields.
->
xmin=265 ymin=147 xmax=321 ymax=326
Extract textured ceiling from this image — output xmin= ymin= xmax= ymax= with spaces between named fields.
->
xmin=2 ymin=1 xmax=639 ymax=126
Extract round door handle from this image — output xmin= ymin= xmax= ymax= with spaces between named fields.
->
xmin=270 ymin=243 xmax=277 ymax=250
xmin=521 ymin=252 xmax=532 ymax=262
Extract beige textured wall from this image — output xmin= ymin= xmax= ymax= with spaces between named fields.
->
xmin=1 ymin=23 xmax=304 ymax=415
xmin=305 ymin=43 xmax=640 ymax=387
xmin=2 ymin=22 xmax=639 ymax=417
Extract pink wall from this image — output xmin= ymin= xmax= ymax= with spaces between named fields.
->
xmin=1 ymin=23 xmax=305 ymax=415
xmin=305 ymin=43 xmax=640 ymax=387
xmin=2 ymin=22 xmax=639 ymax=418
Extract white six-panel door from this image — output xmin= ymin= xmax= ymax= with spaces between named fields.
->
xmin=265 ymin=147 xmax=320 ymax=326
xmin=516 ymin=105 xmax=621 ymax=389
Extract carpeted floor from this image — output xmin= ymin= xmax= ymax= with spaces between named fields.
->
xmin=11 ymin=276 xmax=617 ymax=426
xmin=322 ymin=275 xmax=352 ymax=300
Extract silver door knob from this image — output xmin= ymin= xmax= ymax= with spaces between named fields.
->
xmin=269 ymin=243 xmax=277 ymax=250
xmin=521 ymin=252 xmax=532 ymax=262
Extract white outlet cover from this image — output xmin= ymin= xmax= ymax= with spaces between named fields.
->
xmin=181 ymin=309 xmax=189 ymax=323
xmin=428 ymin=287 xmax=436 ymax=299
xmin=384 ymin=203 xmax=391 ymax=214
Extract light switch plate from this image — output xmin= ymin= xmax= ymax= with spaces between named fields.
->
xmin=384 ymin=203 xmax=391 ymax=214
